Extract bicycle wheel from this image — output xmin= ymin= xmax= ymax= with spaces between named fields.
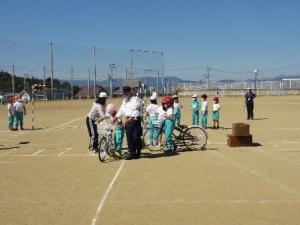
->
xmin=183 ymin=126 xmax=208 ymax=150
xmin=143 ymin=127 xmax=165 ymax=151
xmin=98 ymin=137 xmax=107 ymax=162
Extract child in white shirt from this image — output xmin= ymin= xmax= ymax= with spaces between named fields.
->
xmin=201 ymin=94 xmax=208 ymax=129
xmin=162 ymin=97 xmax=176 ymax=152
xmin=212 ymin=96 xmax=220 ymax=129
xmin=7 ymin=97 xmax=15 ymax=131
xmin=145 ymin=96 xmax=159 ymax=145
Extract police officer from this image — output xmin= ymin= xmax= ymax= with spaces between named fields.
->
xmin=116 ymin=86 xmax=142 ymax=160
xmin=245 ymin=88 xmax=256 ymax=120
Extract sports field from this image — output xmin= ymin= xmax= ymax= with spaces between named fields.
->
xmin=1 ymin=95 xmax=300 ymax=225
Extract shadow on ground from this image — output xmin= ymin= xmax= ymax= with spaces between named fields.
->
xmin=0 ymin=146 xmax=20 ymax=151
xmin=140 ymin=151 xmax=179 ymax=159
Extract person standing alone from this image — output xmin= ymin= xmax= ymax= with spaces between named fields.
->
xmin=245 ymin=88 xmax=256 ymax=120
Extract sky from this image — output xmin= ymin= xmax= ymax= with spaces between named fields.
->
xmin=1 ymin=0 xmax=300 ymax=81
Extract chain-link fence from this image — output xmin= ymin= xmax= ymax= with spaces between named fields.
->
xmin=0 ymin=40 xmax=163 ymax=100
xmin=173 ymin=79 xmax=300 ymax=96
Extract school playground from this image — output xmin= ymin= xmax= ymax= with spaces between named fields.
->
xmin=1 ymin=95 xmax=300 ymax=225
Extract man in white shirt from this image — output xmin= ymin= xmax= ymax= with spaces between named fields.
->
xmin=116 ymin=86 xmax=142 ymax=160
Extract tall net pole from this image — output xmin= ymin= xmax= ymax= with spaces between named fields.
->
xmin=12 ymin=65 xmax=15 ymax=98
xmin=93 ymin=46 xmax=96 ymax=99
xmin=50 ymin=42 xmax=54 ymax=100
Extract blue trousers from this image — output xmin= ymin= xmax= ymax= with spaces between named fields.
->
xmin=8 ymin=115 xmax=15 ymax=129
xmin=164 ymin=119 xmax=175 ymax=149
xmin=201 ymin=111 xmax=208 ymax=128
xmin=175 ymin=110 xmax=181 ymax=126
xmin=147 ymin=117 xmax=158 ymax=145
xmin=15 ymin=111 xmax=24 ymax=129
xmin=114 ymin=127 xmax=124 ymax=153
xmin=192 ymin=111 xmax=199 ymax=125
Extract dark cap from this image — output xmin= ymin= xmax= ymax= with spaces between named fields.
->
xmin=123 ymin=86 xmax=131 ymax=93
xmin=201 ymin=94 xmax=207 ymax=99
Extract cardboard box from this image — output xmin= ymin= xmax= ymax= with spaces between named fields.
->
xmin=232 ymin=123 xmax=250 ymax=136
xmin=227 ymin=134 xmax=253 ymax=147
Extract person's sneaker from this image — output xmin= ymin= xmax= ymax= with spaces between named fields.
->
xmin=89 ymin=149 xmax=97 ymax=154
xmin=114 ymin=151 xmax=121 ymax=159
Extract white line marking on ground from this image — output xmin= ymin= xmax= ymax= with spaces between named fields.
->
xmin=207 ymin=141 xmax=226 ymax=145
xmin=1 ymin=116 xmax=85 ymax=142
xmin=252 ymin=128 xmax=300 ymax=130
xmin=211 ymin=151 xmax=300 ymax=197
xmin=57 ymin=148 xmax=72 ymax=157
xmin=10 ymin=155 xmax=48 ymax=157
xmin=0 ymin=161 xmax=12 ymax=164
xmin=258 ymin=150 xmax=300 ymax=167
xmin=0 ymin=148 xmax=19 ymax=156
xmin=46 ymin=116 xmax=85 ymax=132
xmin=31 ymin=149 xmax=46 ymax=156
xmin=90 ymin=160 xmax=125 ymax=225
xmin=265 ymin=141 xmax=300 ymax=144
xmin=107 ymin=199 xmax=300 ymax=204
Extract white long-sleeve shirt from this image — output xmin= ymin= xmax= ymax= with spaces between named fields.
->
xmin=116 ymin=96 xmax=141 ymax=118
xmin=87 ymin=103 xmax=106 ymax=120
xmin=201 ymin=100 xmax=208 ymax=112
xmin=14 ymin=101 xmax=25 ymax=112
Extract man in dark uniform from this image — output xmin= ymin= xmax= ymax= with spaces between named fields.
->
xmin=116 ymin=86 xmax=142 ymax=160
xmin=245 ymin=88 xmax=256 ymax=120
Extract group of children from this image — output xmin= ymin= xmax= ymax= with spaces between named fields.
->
xmin=6 ymin=96 xmax=26 ymax=131
xmin=190 ymin=94 xmax=220 ymax=129
xmin=143 ymin=93 xmax=220 ymax=152
xmin=92 ymin=92 xmax=220 ymax=157
xmin=145 ymin=95 xmax=177 ymax=152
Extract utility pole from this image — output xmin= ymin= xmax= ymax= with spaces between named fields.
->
xmin=157 ymin=70 xmax=159 ymax=94
xmin=23 ymin=73 xmax=26 ymax=91
xmin=205 ymin=66 xmax=211 ymax=92
xmin=50 ymin=42 xmax=54 ymax=100
xmin=12 ymin=65 xmax=15 ymax=98
xmin=130 ymin=49 xmax=133 ymax=79
xmin=109 ymin=64 xmax=116 ymax=98
xmin=93 ymin=46 xmax=97 ymax=99
xmin=161 ymin=52 xmax=165 ymax=95
xmin=87 ymin=68 xmax=91 ymax=99
xmin=43 ymin=65 xmax=46 ymax=86
xmin=254 ymin=69 xmax=258 ymax=93
xmin=70 ymin=66 xmax=74 ymax=100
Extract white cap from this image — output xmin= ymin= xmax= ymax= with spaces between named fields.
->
xmin=99 ymin=92 xmax=108 ymax=98
xmin=192 ymin=94 xmax=197 ymax=98
xmin=172 ymin=95 xmax=178 ymax=98
xmin=150 ymin=95 xmax=157 ymax=100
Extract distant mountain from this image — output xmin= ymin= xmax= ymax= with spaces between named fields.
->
xmin=70 ymin=74 xmax=300 ymax=87
xmin=269 ymin=74 xmax=300 ymax=80
xmin=71 ymin=76 xmax=195 ymax=87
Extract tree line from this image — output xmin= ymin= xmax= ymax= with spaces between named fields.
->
xmin=0 ymin=71 xmax=80 ymax=95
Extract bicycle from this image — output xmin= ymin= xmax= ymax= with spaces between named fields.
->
xmin=143 ymin=123 xmax=208 ymax=152
xmin=97 ymin=119 xmax=121 ymax=162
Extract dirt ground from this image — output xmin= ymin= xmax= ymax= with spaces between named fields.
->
xmin=1 ymin=95 xmax=300 ymax=225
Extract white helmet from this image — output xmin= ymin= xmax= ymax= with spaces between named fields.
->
xmin=99 ymin=92 xmax=108 ymax=98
